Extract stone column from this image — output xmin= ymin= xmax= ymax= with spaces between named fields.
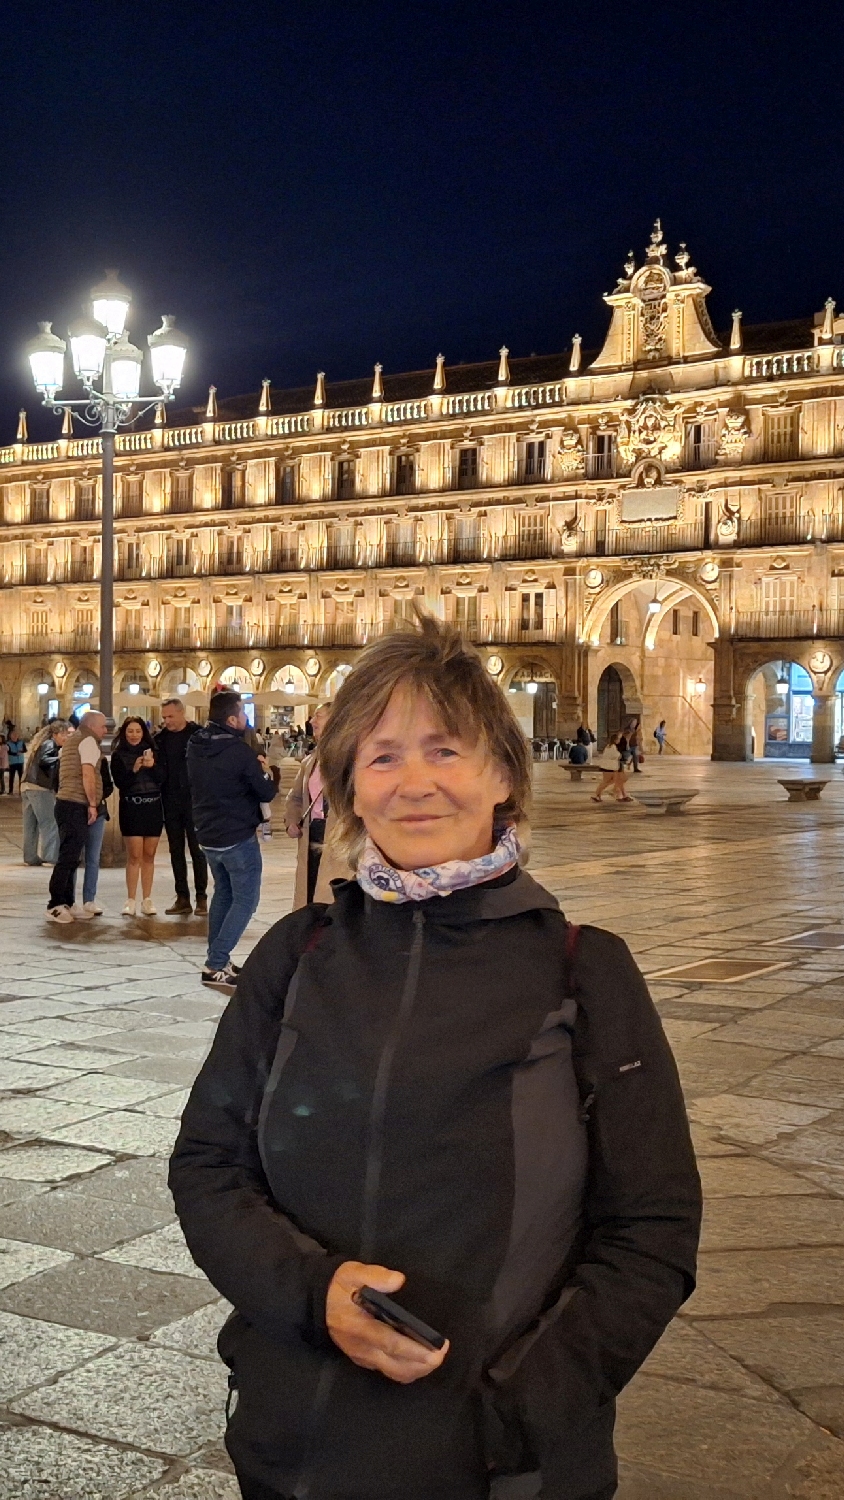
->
xmin=811 ymin=692 xmax=836 ymax=764
xmin=555 ymin=640 xmax=587 ymax=737
xmin=710 ymin=638 xmax=750 ymax=760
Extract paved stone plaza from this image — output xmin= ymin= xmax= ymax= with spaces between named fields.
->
xmin=0 ymin=759 xmax=843 ymax=1498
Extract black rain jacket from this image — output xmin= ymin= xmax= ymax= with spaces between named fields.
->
xmin=186 ymin=722 xmax=276 ymax=847
xmin=169 ymin=870 xmax=701 ymax=1500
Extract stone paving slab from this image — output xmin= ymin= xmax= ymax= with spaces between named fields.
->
xmin=11 ymin=1342 xmax=229 ymax=1455
xmin=0 ymin=1255 xmax=218 ymax=1336
xmin=0 ymin=1427 xmax=165 ymax=1500
xmin=0 ymin=1309 xmax=115 ymax=1402
xmin=0 ymin=1183 xmax=174 ymax=1253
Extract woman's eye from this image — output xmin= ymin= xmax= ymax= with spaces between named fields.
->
xmin=370 ymin=753 xmax=396 ymax=765
xmin=433 ymin=746 xmax=459 ymax=760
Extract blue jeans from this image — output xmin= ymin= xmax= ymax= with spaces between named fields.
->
xmin=70 ymin=812 xmax=107 ymax=906
xmin=22 ymin=786 xmax=59 ymax=864
xmin=203 ymin=836 xmax=262 ymax=971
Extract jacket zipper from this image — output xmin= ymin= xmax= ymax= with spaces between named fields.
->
xmin=292 ymin=905 xmax=426 ymax=1499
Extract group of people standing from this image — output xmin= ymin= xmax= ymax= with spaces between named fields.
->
xmin=27 ymin=692 xmax=276 ymax=990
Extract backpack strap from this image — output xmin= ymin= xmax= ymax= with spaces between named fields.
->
xmin=563 ymin=920 xmax=581 ymax=998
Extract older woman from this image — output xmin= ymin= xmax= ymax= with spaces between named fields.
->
xmin=21 ymin=721 xmax=71 ymax=865
xmin=170 ymin=616 xmax=701 ymax=1500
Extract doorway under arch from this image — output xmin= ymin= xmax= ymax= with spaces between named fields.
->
xmin=746 ymin=660 xmax=812 ymax=759
xmin=596 ymin=663 xmax=642 ymax=750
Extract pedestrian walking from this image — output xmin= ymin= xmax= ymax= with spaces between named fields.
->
xmin=627 ymin=719 xmax=643 ymax=773
xmin=47 ymin=711 xmax=108 ymax=924
xmin=6 ymin=728 xmax=26 ymax=794
xmin=0 ymin=736 xmax=8 ymax=795
xmin=21 ymin=721 xmax=71 ymax=865
xmin=186 ymin=690 xmax=278 ymax=991
xmin=170 ymin=614 xmax=701 ymax=1500
xmin=654 ymin=720 xmax=667 ymax=754
xmin=153 ymin=698 xmax=208 ymax=915
xmin=111 ymin=717 xmax=164 ymax=916
xmin=284 ymin=703 xmax=349 ymax=907
xmin=591 ymin=732 xmax=633 ymax=803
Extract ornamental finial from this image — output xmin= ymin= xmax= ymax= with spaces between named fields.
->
xmin=16 ymin=409 xmax=27 ymax=442
xmin=314 ymin=371 xmax=326 ymax=407
xmin=569 ymin=334 xmax=582 ymax=373
xmin=730 ymin=310 xmax=743 ymax=351
xmin=371 ymin=363 xmax=384 ymax=400
xmin=497 ymin=346 xmax=510 ymax=384
xmin=646 ymin=218 xmax=667 ymax=261
xmin=433 ymin=353 xmax=446 ymax=392
xmin=205 ymin=385 xmax=218 ymax=419
xmin=259 ymin=378 xmax=272 ymax=414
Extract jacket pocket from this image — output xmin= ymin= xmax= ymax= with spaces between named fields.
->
xmin=479 ymin=1380 xmax=535 ymax=1477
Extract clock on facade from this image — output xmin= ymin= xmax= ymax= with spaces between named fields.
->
xmin=487 ymin=654 xmax=504 ymax=676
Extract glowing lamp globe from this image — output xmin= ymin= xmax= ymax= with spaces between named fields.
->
xmin=148 ymin=316 xmax=188 ymax=393
xmin=106 ymin=334 xmax=143 ymax=400
xmin=68 ymin=315 xmax=108 ymax=384
xmin=26 ymin=322 xmax=66 ymax=396
xmin=90 ymin=270 xmax=132 ymax=338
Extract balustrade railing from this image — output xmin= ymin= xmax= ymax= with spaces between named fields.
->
xmin=509 ymin=383 xmax=563 ymax=409
xmin=384 ymin=400 xmax=429 ymax=423
xmin=327 ymin=407 xmax=369 ymax=429
xmin=441 ymin=392 xmax=495 ymax=416
xmin=745 ymin=351 xmax=818 ymax=379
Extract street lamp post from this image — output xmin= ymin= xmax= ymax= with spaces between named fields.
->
xmin=25 ymin=272 xmax=188 ymax=718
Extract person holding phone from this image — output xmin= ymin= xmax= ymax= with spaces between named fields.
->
xmin=111 ymin=715 xmax=164 ymax=917
xmin=170 ymin=614 xmax=701 ymax=1500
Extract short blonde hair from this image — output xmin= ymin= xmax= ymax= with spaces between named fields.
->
xmin=319 ymin=613 xmax=531 ymax=862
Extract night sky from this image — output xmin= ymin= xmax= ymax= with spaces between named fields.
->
xmin=1 ymin=1 xmax=842 ymax=438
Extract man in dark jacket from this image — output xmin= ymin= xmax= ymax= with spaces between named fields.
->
xmin=186 ymin=691 xmax=277 ymax=992
xmin=170 ymin=873 xmax=701 ymax=1500
xmin=154 ymin=698 xmax=207 ymax=916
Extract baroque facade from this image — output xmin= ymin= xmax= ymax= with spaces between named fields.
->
xmin=4 ymin=220 xmax=844 ymax=760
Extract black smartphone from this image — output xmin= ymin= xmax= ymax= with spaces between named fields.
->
xmin=353 ymin=1286 xmax=446 ymax=1351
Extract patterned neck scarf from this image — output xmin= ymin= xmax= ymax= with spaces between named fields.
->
xmin=357 ymin=823 xmax=520 ymax=903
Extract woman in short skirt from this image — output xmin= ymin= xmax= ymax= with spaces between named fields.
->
xmin=111 ymin=716 xmax=164 ymax=917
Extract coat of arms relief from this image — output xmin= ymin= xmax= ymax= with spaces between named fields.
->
xmin=617 ymin=394 xmax=683 ymax=472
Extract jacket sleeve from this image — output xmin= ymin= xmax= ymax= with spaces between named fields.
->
xmin=488 ymin=925 xmax=701 ymax=1420
xmin=110 ymin=753 xmax=134 ymax=790
xmin=284 ymin=759 xmax=308 ymax=827
xmin=169 ymin=907 xmax=343 ymax=1345
xmin=239 ymin=742 xmax=278 ymax=805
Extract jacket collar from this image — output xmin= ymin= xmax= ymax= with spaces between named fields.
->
xmin=331 ymin=868 xmax=559 ymax=924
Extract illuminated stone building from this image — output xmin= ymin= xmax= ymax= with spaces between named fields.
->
xmin=4 ymin=220 xmax=844 ymax=760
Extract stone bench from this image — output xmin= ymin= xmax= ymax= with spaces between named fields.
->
xmin=777 ymin=779 xmax=830 ymax=802
xmin=629 ymin=789 xmax=700 ymax=815
xmin=565 ymin=764 xmax=604 ymax=781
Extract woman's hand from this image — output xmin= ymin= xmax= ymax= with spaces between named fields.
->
xmin=286 ymin=823 xmax=303 ymax=839
xmin=326 ymin=1261 xmax=448 ymax=1384
xmin=142 ymin=748 xmax=154 ymax=767
xmin=133 ymin=756 xmax=146 ymax=773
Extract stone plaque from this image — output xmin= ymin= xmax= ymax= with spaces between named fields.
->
xmin=620 ymin=485 xmax=680 ymax=523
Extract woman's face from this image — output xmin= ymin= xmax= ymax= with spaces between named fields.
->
xmin=125 ymin=721 xmax=144 ymax=747
xmin=353 ymin=686 xmax=510 ymax=870
xmin=54 ymin=728 xmax=70 ymax=746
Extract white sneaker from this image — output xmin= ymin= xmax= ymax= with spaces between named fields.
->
xmin=71 ymin=904 xmax=95 ymax=920
xmin=83 ymin=900 xmax=103 ymax=916
xmin=140 ymin=898 xmax=157 ymax=916
xmin=48 ymin=906 xmax=74 ymax=924
xmin=122 ymin=900 xmax=136 ymax=917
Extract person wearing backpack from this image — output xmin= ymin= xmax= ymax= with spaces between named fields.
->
xmin=654 ymin=721 xmax=667 ymax=755
xmin=170 ymin=615 xmax=701 ymax=1500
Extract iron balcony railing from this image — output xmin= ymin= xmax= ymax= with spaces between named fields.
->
xmin=734 ymin=608 xmax=844 ymax=639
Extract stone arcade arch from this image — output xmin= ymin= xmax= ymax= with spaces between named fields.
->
xmin=583 ymin=574 xmax=719 ymax=648
xmin=712 ymin=639 xmax=844 ymax=762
